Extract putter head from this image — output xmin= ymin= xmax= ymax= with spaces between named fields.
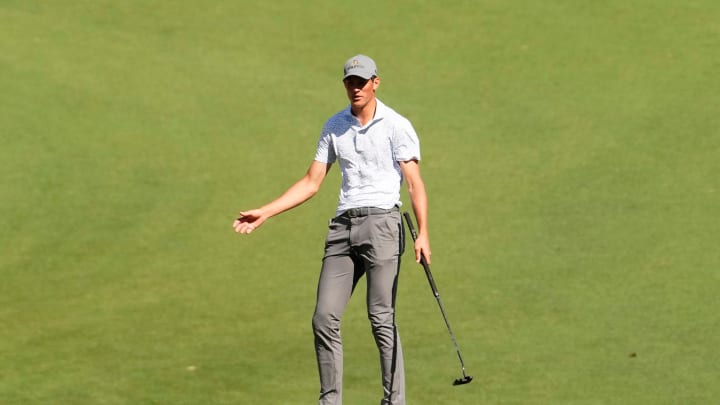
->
xmin=453 ymin=375 xmax=473 ymax=386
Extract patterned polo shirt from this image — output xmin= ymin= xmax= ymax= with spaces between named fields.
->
xmin=314 ymin=99 xmax=421 ymax=216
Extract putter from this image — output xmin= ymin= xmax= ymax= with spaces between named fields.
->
xmin=403 ymin=212 xmax=473 ymax=386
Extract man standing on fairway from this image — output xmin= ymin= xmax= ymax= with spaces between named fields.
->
xmin=233 ymin=54 xmax=430 ymax=405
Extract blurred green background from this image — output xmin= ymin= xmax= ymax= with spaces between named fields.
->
xmin=1 ymin=1 xmax=718 ymax=403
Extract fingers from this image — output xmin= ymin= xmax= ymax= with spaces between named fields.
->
xmin=232 ymin=213 xmax=260 ymax=234
xmin=233 ymin=220 xmax=257 ymax=234
xmin=415 ymin=246 xmax=431 ymax=264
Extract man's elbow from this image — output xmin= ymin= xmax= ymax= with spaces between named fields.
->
xmin=303 ymin=178 xmax=323 ymax=197
xmin=308 ymin=184 xmax=321 ymax=197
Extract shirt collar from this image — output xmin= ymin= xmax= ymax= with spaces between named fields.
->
xmin=345 ymin=98 xmax=387 ymax=126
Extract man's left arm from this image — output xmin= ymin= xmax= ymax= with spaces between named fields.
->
xmin=399 ymin=159 xmax=431 ymax=264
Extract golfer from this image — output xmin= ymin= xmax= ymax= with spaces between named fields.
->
xmin=233 ymin=54 xmax=430 ymax=405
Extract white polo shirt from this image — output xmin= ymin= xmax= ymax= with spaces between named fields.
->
xmin=315 ymin=99 xmax=421 ymax=216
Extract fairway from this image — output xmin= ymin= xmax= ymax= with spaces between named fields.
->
xmin=1 ymin=1 xmax=719 ymax=404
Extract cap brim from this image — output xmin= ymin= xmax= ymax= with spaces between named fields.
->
xmin=343 ymin=72 xmax=374 ymax=80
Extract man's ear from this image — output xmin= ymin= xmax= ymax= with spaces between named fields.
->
xmin=372 ymin=77 xmax=381 ymax=90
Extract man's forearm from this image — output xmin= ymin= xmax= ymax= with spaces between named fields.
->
xmin=409 ymin=186 xmax=429 ymax=236
xmin=260 ymin=177 xmax=320 ymax=218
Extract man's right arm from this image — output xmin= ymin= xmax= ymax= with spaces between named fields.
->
xmin=232 ymin=160 xmax=332 ymax=234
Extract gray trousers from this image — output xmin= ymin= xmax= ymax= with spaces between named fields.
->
xmin=312 ymin=209 xmax=405 ymax=405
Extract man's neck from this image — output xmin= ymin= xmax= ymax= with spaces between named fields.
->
xmin=351 ymin=98 xmax=377 ymax=126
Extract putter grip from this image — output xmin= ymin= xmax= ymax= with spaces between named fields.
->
xmin=403 ymin=212 xmax=418 ymax=240
xmin=403 ymin=211 xmax=426 ymax=262
xmin=403 ymin=211 xmax=425 ymax=264
xmin=403 ymin=212 xmax=440 ymax=295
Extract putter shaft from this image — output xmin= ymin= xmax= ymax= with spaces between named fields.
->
xmin=403 ymin=212 xmax=473 ymax=386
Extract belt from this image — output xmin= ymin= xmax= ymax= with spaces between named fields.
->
xmin=342 ymin=206 xmax=399 ymax=218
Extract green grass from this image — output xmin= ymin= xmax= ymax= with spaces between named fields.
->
xmin=2 ymin=1 xmax=719 ymax=403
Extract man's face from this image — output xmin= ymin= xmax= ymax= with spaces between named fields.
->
xmin=343 ymin=75 xmax=380 ymax=110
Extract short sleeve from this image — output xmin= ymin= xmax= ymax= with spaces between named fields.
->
xmin=392 ymin=118 xmax=421 ymax=162
xmin=314 ymin=130 xmax=336 ymax=164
